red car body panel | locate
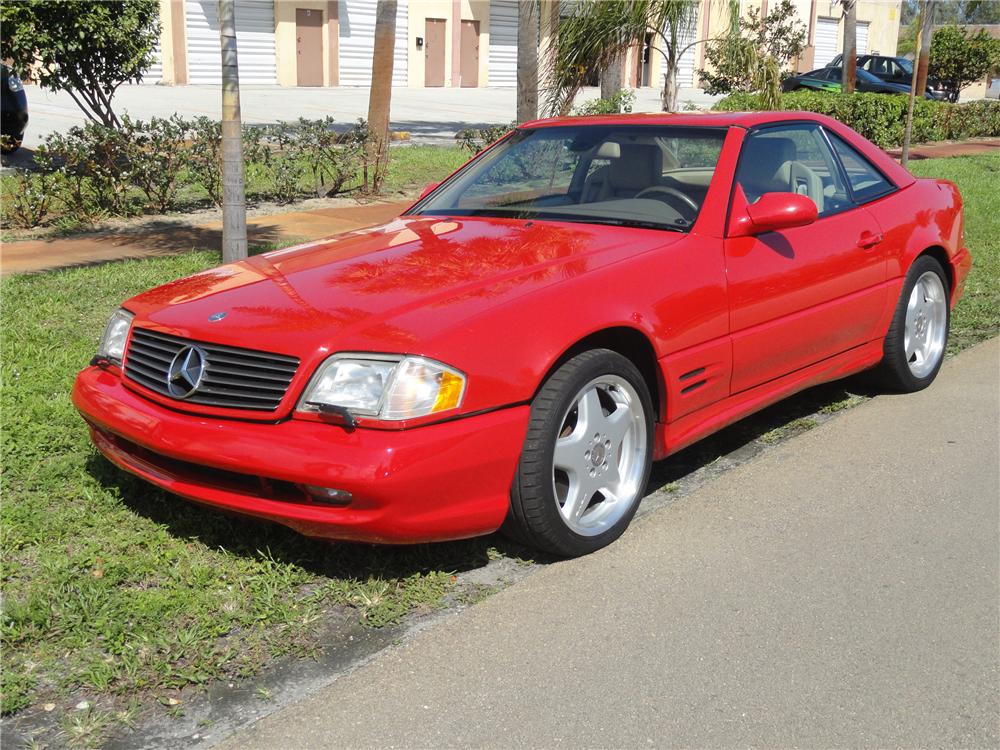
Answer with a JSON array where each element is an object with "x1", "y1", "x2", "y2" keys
[{"x1": 73, "y1": 111, "x2": 971, "y2": 544}]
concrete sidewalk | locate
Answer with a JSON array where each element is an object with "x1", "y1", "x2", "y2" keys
[
  {"x1": 0, "y1": 199, "x2": 409, "y2": 276},
  {"x1": 219, "y1": 339, "x2": 1000, "y2": 749}
]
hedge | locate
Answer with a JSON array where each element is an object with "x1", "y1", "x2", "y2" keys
[{"x1": 713, "y1": 90, "x2": 1000, "y2": 149}]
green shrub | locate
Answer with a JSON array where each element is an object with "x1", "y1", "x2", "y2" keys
[
  {"x1": 0, "y1": 169, "x2": 59, "y2": 228},
  {"x1": 123, "y1": 114, "x2": 189, "y2": 213},
  {"x1": 713, "y1": 91, "x2": 1000, "y2": 148},
  {"x1": 456, "y1": 122, "x2": 517, "y2": 154},
  {"x1": 572, "y1": 88, "x2": 637, "y2": 116}
]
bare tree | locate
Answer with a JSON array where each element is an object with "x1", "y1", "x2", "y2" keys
[
  {"x1": 840, "y1": 0, "x2": 857, "y2": 93},
  {"x1": 517, "y1": 0, "x2": 539, "y2": 122},
  {"x1": 366, "y1": 0, "x2": 397, "y2": 192},
  {"x1": 219, "y1": 0, "x2": 246, "y2": 262}
]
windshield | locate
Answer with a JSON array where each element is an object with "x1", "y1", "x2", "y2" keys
[{"x1": 409, "y1": 125, "x2": 727, "y2": 232}]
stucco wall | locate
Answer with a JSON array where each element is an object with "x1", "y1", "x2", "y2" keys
[
  {"x1": 406, "y1": 0, "x2": 489, "y2": 87},
  {"x1": 275, "y1": 0, "x2": 334, "y2": 87}
]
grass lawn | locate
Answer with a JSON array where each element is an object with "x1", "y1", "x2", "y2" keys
[{"x1": 2, "y1": 153, "x2": 997, "y2": 742}]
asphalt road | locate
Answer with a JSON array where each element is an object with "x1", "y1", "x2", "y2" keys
[{"x1": 220, "y1": 339, "x2": 1000, "y2": 749}]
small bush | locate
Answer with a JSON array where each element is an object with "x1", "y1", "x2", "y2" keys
[
  {"x1": 713, "y1": 90, "x2": 1000, "y2": 148},
  {"x1": 456, "y1": 122, "x2": 517, "y2": 154},
  {"x1": 123, "y1": 114, "x2": 189, "y2": 213},
  {"x1": 0, "y1": 169, "x2": 59, "y2": 228},
  {"x1": 572, "y1": 89, "x2": 636, "y2": 116}
]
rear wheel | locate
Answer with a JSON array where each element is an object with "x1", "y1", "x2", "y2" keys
[
  {"x1": 505, "y1": 349, "x2": 653, "y2": 558},
  {"x1": 873, "y1": 255, "x2": 950, "y2": 392}
]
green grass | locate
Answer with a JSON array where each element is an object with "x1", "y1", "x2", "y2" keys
[
  {"x1": 0, "y1": 253, "x2": 502, "y2": 729},
  {"x1": 908, "y1": 154, "x2": 1000, "y2": 352},
  {"x1": 1, "y1": 153, "x2": 997, "y2": 738}
]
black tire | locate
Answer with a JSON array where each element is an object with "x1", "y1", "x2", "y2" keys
[
  {"x1": 504, "y1": 349, "x2": 654, "y2": 558},
  {"x1": 871, "y1": 255, "x2": 950, "y2": 392}
]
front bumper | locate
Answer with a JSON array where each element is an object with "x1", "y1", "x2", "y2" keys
[{"x1": 73, "y1": 366, "x2": 529, "y2": 544}]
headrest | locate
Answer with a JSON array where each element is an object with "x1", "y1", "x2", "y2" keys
[{"x1": 609, "y1": 143, "x2": 662, "y2": 191}]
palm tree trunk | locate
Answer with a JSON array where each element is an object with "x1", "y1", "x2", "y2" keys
[
  {"x1": 841, "y1": 0, "x2": 857, "y2": 94},
  {"x1": 902, "y1": 0, "x2": 936, "y2": 166},
  {"x1": 517, "y1": 0, "x2": 539, "y2": 122},
  {"x1": 218, "y1": 0, "x2": 247, "y2": 263},
  {"x1": 600, "y1": 50, "x2": 624, "y2": 101},
  {"x1": 367, "y1": 0, "x2": 397, "y2": 193},
  {"x1": 661, "y1": 61, "x2": 679, "y2": 111}
]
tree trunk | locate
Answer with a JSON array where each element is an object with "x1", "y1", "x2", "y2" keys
[
  {"x1": 661, "y1": 63, "x2": 679, "y2": 112},
  {"x1": 516, "y1": 0, "x2": 538, "y2": 122},
  {"x1": 366, "y1": 0, "x2": 397, "y2": 193},
  {"x1": 902, "y1": 0, "x2": 936, "y2": 167},
  {"x1": 218, "y1": 0, "x2": 247, "y2": 263},
  {"x1": 913, "y1": 0, "x2": 934, "y2": 98},
  {"x1": 841, "y1": 0, "x2": 857, "y2": 94},
  {"x1": 600, "y1": 50, "x2": 624, "y2": 101}
]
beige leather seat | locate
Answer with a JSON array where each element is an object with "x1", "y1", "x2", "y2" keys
[
  {"x1": 739, "y1": 136, "x2": 824, "y2": 213},
  {"x1": 582, "y1": 143, "x2": 663, "y2": 202}
]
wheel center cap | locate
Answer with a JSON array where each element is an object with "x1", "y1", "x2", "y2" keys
[{"x1": 590, "y1": 443, "x2": 606, "y2": 466}]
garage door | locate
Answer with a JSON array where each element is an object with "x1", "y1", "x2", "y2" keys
[
  {"x1": 857, "y1": 21, "x2": 870, "y2": 55},
  {"x1": 488, "y1": 0, "x2": 517, "y2": 86},
  {"x1": 143, "y1": 41, "x2": 162, "y2": 84},
  {"x1": 185, "y1": 0, "x2": 276, "y2": 85},
  {"x1": 814, "y1": 17, "x2": 839, "y2": 68},
  {"x1": 338, "y1": 0, "x2": 408, "y2": 86},
  {"x1": 676, "y1": 21, "x2": 697, "y2": 87}
]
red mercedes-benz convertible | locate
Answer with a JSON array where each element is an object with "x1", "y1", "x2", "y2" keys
[{"x1": 73, "y1": 112, "x2": 971, "y2": 557}]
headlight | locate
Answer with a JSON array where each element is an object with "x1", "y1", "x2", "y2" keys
[
  {"x1": 298, "y1": 354, "x2": 466, "y2": 421},
  {"x1": 7, "y1": 72, "x2": 23, "y2": 93},
  {"x1": 96, "y1": 308, "x2": 134, "y2": 365}
]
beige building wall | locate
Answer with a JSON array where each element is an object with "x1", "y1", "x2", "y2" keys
[
  {"x1": 406, "y1": 0, "x2": 489, "y2": 87},
  {"x1": 156, "y1": 0, "x2": 188, "y2": 85}
]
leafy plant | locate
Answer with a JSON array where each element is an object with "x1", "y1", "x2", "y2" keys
[
  {"x1": 699, "y1": 0, "x2": 806, "y2": 95},
  {"x1": 0, "y1": 0, "x2": 159, "y2": 128},
  {"x1": 455, "y1": 123, "x2": 517, "y2": 155},
  {"x1": 929, "y1": 24, "x2": 1000, "y2": 101},
  {"x1": 124, "y1": 115, "x2": 189, "y2": 213},
  {"x1": 0, "y1": 170, "x2": 58, "y2": 229},
  {"x1": 572, "y1": 89, "x2": 637, "y2": 116}
]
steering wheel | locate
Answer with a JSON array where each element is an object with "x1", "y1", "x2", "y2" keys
[{"x1": 634, "y1": 186, "x2": 699, "y2": 215}]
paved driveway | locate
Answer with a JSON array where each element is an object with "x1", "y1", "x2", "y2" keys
[
  {"x1": 219, "y1": 339, "x2": 1000, "y2": 748},
  {"x1": 16, "y1": 84, "x2": 721, "y2": 147}
]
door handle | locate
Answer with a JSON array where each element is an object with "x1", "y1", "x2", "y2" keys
[{"x1": 857, "y1": 232, "x2": 883, "y2": 249}]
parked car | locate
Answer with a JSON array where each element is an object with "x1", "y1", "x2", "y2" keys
[
  {"x1": 1, "y1": 63, "x2": 29, "y2": 154},
  {"x1": 782, "y1": 65, "x2": 937, "y2": 98},
  {"x1": 73, "y1": 112, "x2": 971, "y2": 558},
  {"x1": 987, "y1": 78, "x2": 1000, "y2": 100},
  {"x1": 828, "y1": 53, "x2": 951, "y2": 100}
]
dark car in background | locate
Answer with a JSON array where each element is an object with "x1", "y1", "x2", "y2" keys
[
  {"x1": 782, "y1": 66, "x2": 937, "y2": 99},
  {"x1": 1, "y1": 64, "x2": 29, "y2": 154},
  {"x1": 829, "y1": 54, "x2": 951, "y2": 100}
]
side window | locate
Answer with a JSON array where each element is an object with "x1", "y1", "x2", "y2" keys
[
  {"x1": 826, "y1": 131, "x2": 895, "y2": 203},
  {"x1": 735, "y1": 124, "x2": 851, "y2": 218}
]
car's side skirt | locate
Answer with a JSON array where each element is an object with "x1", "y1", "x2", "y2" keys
[{"x1": 656, "y1": 338, "x2": 883, "y2": 460}]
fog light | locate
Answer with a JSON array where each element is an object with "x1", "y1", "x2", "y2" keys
[{"x1": 302, "y1": 485, "x2": 353, "y2": 506}]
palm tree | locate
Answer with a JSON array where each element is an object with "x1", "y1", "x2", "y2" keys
[
  {"x1": 366, "y1": 0, "x2": 397, "y2": 192},
  {"x1": 517, "y1": 0, "x2": 539, "y2": 123},
  {"x1": 546, "y1": 0, "x2": 701, "y2": 115},
  {"x1": 840, "y1": 0, "x2": 857, "y2": 93},
  {"x1": 218, "y1": 0, "x2": 246, "y2": 262}
]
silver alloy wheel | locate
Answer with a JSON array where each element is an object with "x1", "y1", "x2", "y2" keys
[
  {"x1": 551, "y1": 375, "x2": 648, "y2": 537},
  {"x1": 904, "y1": 270, "x2": 948, "y2": 378}
]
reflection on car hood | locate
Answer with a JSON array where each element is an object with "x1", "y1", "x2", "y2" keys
[{"x1": 125, "y1": 215, "x2": 683, "y2": 357}]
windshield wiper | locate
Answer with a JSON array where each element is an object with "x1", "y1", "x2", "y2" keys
[{"x1": 542, "y1": 215, "x2": 688, "y2": 232}]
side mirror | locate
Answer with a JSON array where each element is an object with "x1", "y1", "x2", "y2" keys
[
  {"x1": 732, "y1": 192, "x2": 818, "y2": 237},
  {"x1": 418, "y1": 181, "x2": 439, "y2": 200}
]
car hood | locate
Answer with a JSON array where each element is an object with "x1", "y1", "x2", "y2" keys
[{"x1": 125, "y1": 215, "x2": 682, "y2": 358}]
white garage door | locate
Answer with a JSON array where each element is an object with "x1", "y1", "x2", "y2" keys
[
  {"x1": 488, "y1": 0, "x2": 517, "y2": 87},
  {"x1": 185, "y1": 0, "x2": 276, "y2": 85},
  {"x1": 675, "y1": 21, "x2": 697, "y2": 87},
  {"x1": 857, "y1": 21, "x2": 870, "y2": 55},
  {"x1": 338, "y1": 0, "x2": 408, "y2": 87},
  {"x1": 143, "y1": 41, "x2": 162, "y2": 84},
  {"x1": 814, "y1": 17, "x2": 839, "y2": 68}
]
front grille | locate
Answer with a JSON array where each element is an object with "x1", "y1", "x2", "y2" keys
[{"x1": 124, "y1": 327, "x2": 300, "y2": 412}]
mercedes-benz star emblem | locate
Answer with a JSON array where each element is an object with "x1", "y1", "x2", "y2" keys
[{"x1": 166, "y1": 345, "x2": 207, "y2": 398}]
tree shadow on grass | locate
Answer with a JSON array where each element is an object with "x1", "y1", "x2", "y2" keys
[{"x1": 87, "y1": 375, "x2": 880, "y2": 581}]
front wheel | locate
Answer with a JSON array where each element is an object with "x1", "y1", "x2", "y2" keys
[
  {"x1": 872, "y1": 255, "x2": 950, "y2": 392},
  {"x1": 505, "y1": 349, "x2": 654, "y2": 558}
]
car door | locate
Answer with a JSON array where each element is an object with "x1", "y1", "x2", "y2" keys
[{"x1": 724, "y1": 123, "x2": 888, "y2": 393}]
